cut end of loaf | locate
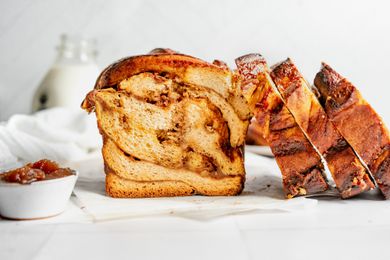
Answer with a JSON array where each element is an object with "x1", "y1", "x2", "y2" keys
[{"x1": 82, "y1": 50, "x2": 250, "y2": 198}]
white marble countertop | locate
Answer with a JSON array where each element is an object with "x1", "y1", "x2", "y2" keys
[
  {"x1": 2, "y1": 153, "x2": 390, "y2": 260},
  {"x1": 2, "y1": 196, "x2": 390, "y2": 260}
]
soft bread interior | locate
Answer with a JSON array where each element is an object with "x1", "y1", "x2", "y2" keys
[
  {"x1": 119, "y1": 73, "x2": 249, "y2": 146},
  {"x1": 94, "y1": 73, "x2": 246, "y2": 175},
  {"x1": 103, "y1": 138, "x2": 244, "y2": 196}
]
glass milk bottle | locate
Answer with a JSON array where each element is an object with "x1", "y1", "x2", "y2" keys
[{"x1": 32, "y1": 35, "x2": 100, "y2": 112}]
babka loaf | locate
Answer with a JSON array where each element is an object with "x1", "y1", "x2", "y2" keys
[
  {"x1": 270, "y1": 59, "x2": 374, "y2": 198},
  {"x1": 235, "y1": 54, "x2": 328, "y2": 198},
  {"x1": 81, "y1": 49, "x2": 252, "y2": 198},
  {"x1": 314, "y1": 63, "x2": 390, "y2": 199}
]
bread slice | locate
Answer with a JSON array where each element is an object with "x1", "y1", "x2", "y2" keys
[
  {"x1": 82, "y1": 49, "x2": 252, "y2": 198},
  {"x1": 270, "y1": 59, "x2": 374, "y2": 198},
  {"x1": 314, "y1": 63, "x2": 390, "y2": 199},
  {"x1": 235, "y1": 54, "x2": 328, "y2": 198}
]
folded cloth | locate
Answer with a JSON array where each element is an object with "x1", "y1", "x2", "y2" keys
[{"x1": 0, "y1": 107, "x2": 101, "y2": 171}]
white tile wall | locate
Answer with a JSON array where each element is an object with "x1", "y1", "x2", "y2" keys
[{"x1": 0, "y1": 0, "x2": 389, "y2": 123}]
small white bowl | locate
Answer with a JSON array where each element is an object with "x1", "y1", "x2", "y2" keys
[{"x1": 0, "y1": 171, "x2": 78, "y2": 220}]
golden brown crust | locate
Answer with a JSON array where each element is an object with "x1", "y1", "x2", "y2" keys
[
  {"x1": 82, "y1": 52, "x2": 251, "y2": 120},
  {"x1": 97, "y1": 54, "x2": 228, "y2": 89},
  {"x1": 315, "y1": 63, "x2": 390, "y2": 199},
  {"x1": 235, "y1": 54, "x2": 328, "y2": 198},
  {"x1": 271, "y1": 59, "x2": 374, "y2": 198},
  {"x1": 81, "y1": 54, "x2": 226, "y2": 110}
]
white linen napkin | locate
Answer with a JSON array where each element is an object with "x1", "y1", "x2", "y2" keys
[{"x1": 0, "y1": 107, "x2": 101, "y2": 171}]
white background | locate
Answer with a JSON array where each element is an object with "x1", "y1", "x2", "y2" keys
[
  {"x1": 0, "y1": 0, "x2": 389, "y2": 123},
  {"x1": 1, "y1": 2, "x2": 390, "y2": 259}
]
